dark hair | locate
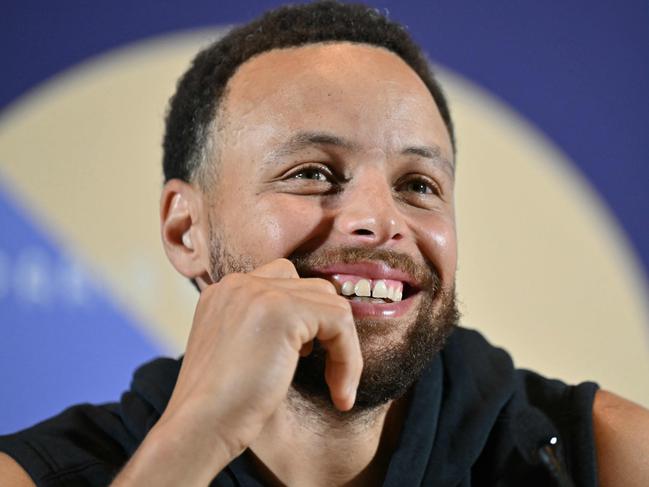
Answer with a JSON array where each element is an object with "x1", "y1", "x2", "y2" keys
[{"x1": 163, "y1": 0, "x2": 455, "y2": 185}]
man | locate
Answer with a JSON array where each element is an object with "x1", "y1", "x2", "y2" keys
[{"x1": 1, "y1": 2, "x2": 648, "y2": 485}]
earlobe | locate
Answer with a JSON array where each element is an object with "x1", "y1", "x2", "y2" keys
[{"x1": 160, "y1": 179, "x2": 208, "y2": 280}]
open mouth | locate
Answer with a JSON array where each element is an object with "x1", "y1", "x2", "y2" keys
[
  {"x1": 302, "y1": 261, "x2": 423, "y2": 318},
  {"x1": 329, "y1": 274, "x2": 419, "y2": 304}
]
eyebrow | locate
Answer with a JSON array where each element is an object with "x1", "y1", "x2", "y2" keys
[
  {"x1": 402, "y1": 145, "x2": 455, "y2": 175},
  {"x1": 264, "y1": 131, "x2": 358, "y2": 163},
  {"x1": 263, "y1": 130, "x2": 454, "y2": 174}
]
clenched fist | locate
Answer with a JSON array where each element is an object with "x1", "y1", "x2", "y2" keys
[{"x1": 112, "y1": 258, "x2": 363, "y2": 486}]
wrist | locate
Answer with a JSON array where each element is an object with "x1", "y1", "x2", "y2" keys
[{"x1": 111, "y1": 413, "x2": 235, "y2": 486}]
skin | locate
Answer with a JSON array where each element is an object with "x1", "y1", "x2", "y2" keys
[
  {"x1": 1, "y1": 42, "x2": 648, "y2": 486},
  {"x1": 594, "y1": 391, "x2": 649, "y2": 486},
  {"x1": 131, "y1": 43, "x2": 458, "y2": 486}
]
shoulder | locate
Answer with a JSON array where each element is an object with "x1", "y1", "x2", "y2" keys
[
  {"x1": 0, "y1": 453, "x2": 34, "y2": 487},
  {"x1": 0, "y1": 356, "x2": 180, "y2": 485},
  {"x1": 593, "y1": 389, "x2": 649, "y2": 487},
  {"x1": 0, "y1": 403, "x2": 131, "y2": 485}
]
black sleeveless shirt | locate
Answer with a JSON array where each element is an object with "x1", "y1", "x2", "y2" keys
[{"x1": 0, "y1": 327, "x2": 599, "y2": 486}]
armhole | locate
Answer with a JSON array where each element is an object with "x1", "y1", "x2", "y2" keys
[{"x1": 0, "y1": 451, "x2": 39, "y2": 486}]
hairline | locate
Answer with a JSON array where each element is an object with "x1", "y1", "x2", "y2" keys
[{"x1": 190, "y1": 40, "x2": 454, "y2": 192}]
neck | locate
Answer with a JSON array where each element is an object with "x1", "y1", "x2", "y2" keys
[{"x1": 250, "y1": 387, "x2": 410, "y2": 487}]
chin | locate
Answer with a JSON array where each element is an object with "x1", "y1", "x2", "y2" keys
[{"x1": 293, "y1": 287, "x2": 459, "y2": 413}]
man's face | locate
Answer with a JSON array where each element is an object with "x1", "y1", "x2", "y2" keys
[{"x1": 204, "y1": 43, "x2": 458, "y2": 409}]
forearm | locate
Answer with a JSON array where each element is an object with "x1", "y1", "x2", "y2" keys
[{"x1": 111, "y1": 418, "x2": 233, "y2": 486}]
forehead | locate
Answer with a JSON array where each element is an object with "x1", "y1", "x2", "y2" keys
[{"x1": 219, "y1": 42, "x2": 453, "y2": 162}]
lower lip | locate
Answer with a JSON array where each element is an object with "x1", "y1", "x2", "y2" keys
[{"x1": 348, "y1": 293, "x2": 417, "y2": 318}]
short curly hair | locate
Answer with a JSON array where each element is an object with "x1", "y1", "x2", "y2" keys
[{"x1": 162, "y1": 0, "x2": 455, "y2": 185}]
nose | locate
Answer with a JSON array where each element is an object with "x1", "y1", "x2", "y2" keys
[{"x1": 333, "y1": 170, "x2": 405, "y2": 246}]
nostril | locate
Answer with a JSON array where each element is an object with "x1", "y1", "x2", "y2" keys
[{"x1": 353, "y1": 229, "x2": 374, "y2": 236}]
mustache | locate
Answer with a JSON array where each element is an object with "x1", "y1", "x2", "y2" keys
[{"x1": 288, "y1": 246, "x2": 440, "y2": 292}]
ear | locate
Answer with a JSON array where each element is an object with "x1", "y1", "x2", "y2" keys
[{"x1": 160, "y1": 179, "x2": 212, "y2": 286}]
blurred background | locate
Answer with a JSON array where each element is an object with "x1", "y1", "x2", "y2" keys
[{"x1": 1, "y1": 0, "x2": 648, "y2": 433}]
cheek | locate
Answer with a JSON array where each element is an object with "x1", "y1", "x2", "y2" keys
[
  {"x1": 249, "y1": 196, "x2": 328, "y2": 258},
  {"x1": 414, "y1": 214, "x2": 457, "y2": 285}
]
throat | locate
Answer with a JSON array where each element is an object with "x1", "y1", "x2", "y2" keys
[{"x1": 248, "y1": 388, "x2": 411, "y2": 487}]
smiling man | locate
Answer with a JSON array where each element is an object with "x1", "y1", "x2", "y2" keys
[{"x1": 1, "y1": 2, "x2": 648, "y2": 486}]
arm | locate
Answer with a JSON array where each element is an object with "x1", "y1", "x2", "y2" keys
[
  {"x1": 111, "y1": 259, "x2": 362, "y2": 486},
  {"x1": 0, "y1": 453, "x2": 35, "y2": 487},
  {"x1": 594, "y1": 389, "x2": 649, "y2": 486}
]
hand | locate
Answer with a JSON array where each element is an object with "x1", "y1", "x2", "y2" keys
[{"x1": 112, "y1": 258, "x2": 363, "y2": 486}]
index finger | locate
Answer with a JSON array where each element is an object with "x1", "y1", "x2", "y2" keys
[
  {"x1": 316, "y1": 309, "x2": 363, "y2": 411},
  {"x1": 250, "y1": 258, "x2": 300, "y2": 279}
]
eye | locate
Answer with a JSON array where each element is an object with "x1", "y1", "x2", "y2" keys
[
  {"x1": 286, "y1": 164, "x2": 335, "y2": 183},
  {"x1": 292, "y1": 166, "x2": 331, "y2": 182},
  {"x1": 406, "y1": 180, "x2": 433, "y2": 194},
  {"x1": 397, "y1": 176, "x2": 440, "y2": 196}
]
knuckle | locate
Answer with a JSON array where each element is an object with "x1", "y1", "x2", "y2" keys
[
  {"x1": 198, "y1": 283, "x2": 217, "y2": 300},
  {"x1": 220, "y1": 272, "x2": 246, "y2": 289},
  {"x1": 251, "y1": 288, "x2": 287, "y2": 313},
  {"x1": 317, "y1": 279, "x2": 338, "y2": 295},
  {"x1": 284, "y1": 316, "x2": 311, "y2": 348},
  {"x1": 260, "y1": 288, "x2": 284, "y2": 304},
  {"x1": 344, "y1": 315, "x2": 358, "y2": 339},
  {"x1": 277, "y1": 258, "x2": 299, "y2": 276},
  {"x1": 304, "y1": 319, "x2": 318, "y2": 341},
  {"x1": 197, "y1": 282, "x2": 221, "y2": 307},
  {"x1": 330, "y1": 309, "x2": 353, "y2": 334},
  {"x1": 332, "y1": 296, "x2": 353, "y2": 314}
]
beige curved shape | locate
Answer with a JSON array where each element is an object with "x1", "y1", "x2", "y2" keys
[
  {"x1": 445, "y1": 71, "x2": 649, "y2": 406},
  {"x1": 0, "y1": 30, "x2": 647, "y2": 405}
]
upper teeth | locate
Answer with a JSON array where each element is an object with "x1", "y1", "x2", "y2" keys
[
  {"x1": 340, "y1": 279, "x2": 403, "y2": 302},
  {"x1": 372, "y1": 280, "x2": 388, "y2": 298},
  {"x1": 355, "y1": 279, "x2": 371, "y2": 297}
]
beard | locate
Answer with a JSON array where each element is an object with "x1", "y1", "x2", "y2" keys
[
  {"x1": 208, "y1": 223, "x2": 460, "y2": 413},
  {"x1": 289, "y1": 247, "x2": 459, "y2": 412}
]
